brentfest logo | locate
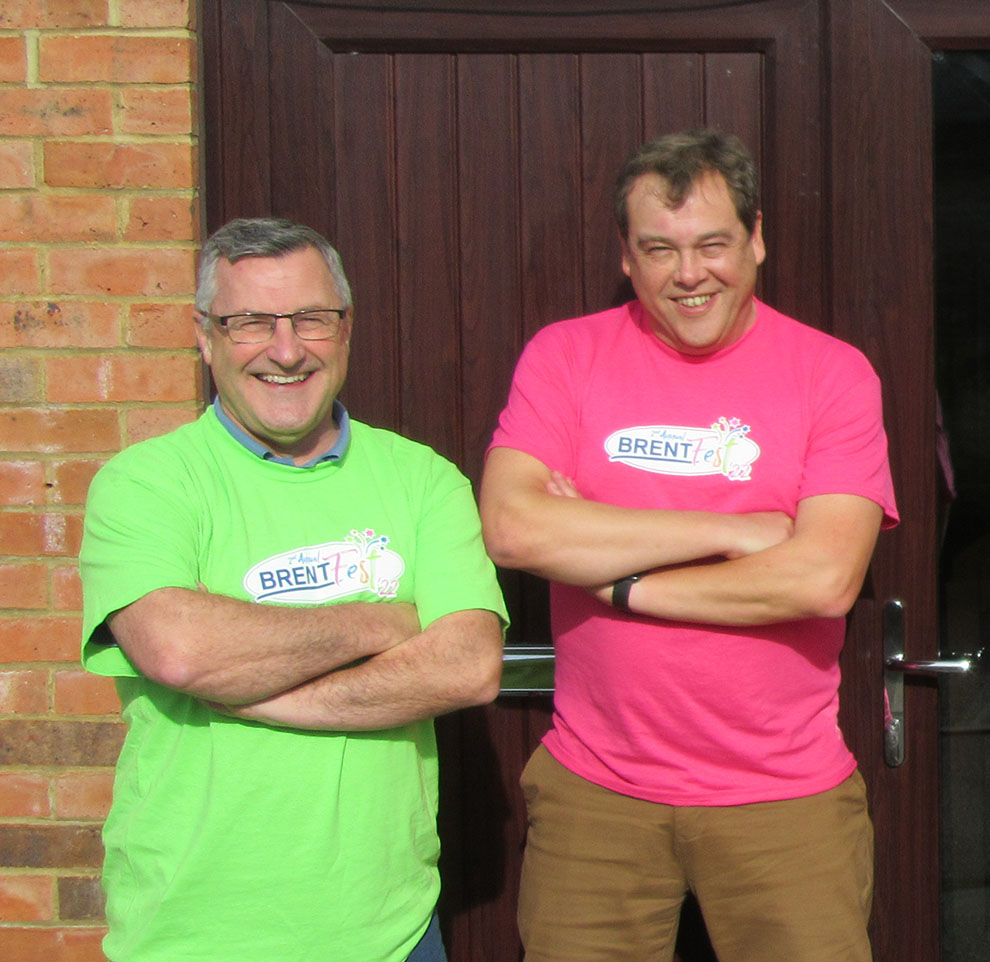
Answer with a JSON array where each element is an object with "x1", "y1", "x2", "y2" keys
[
  {"x1": 604, "y1": 417, "x2": 760, "y2": 481},
  {"x1": 243, "y1": 529, "x2": 405, "y2": 603}
]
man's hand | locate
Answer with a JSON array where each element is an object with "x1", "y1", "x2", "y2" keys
[{"x1": 722, "y1": 512, "x2": 794, "y2": 558}]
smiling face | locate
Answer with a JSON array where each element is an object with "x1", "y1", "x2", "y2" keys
[
  {"x1": 195, "y1": 245, "x2": 352, "y2": 463},
  {"x1": 620, "y1": 170, "x2": 766, "y2": 356}
]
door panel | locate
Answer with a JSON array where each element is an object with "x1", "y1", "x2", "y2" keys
[{"x1": 200, "y1": 2, "x2": 955, "y2": 960}]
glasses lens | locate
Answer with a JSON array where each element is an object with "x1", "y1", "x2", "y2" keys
[
  {"x1": 226, "y1": 315, "x2": 275, "y2": 343},
  {"x1": 292, "y1": 311, "x2": 342, "y2": 340},
  {"x1": 220, "y1": 310, "x2": 344, "y2": 343}
]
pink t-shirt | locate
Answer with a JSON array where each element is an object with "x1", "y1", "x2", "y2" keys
[{"x1": 491, "y1": 299, "x2": 898, "y2": 805}]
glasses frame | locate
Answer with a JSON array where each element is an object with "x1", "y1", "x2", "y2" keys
[{"x1": 204, "y1": 308, "x2": 349, "y2": 343}]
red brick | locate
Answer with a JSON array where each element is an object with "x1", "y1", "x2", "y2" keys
[
  {"x1": 0, "y1": 302, "x2": 120, "y2": 349},
  {"x1": 0, "y1": 250, "x2": 40, "y2": 296},
  {"x1": 0, "y1": 37, "x2": 27, "y2": 84},
  {"x1": 126, "y1": 302, "x2": 196, "y2": 347},
  {"x1": 54, "y1": 670, "x2": 119, "y2": 716},
  {"x1": 0, "y1": 407, "x2": 122, "y2": 454},
  {"x1": 0, "y1": 89, "x2": 112, "y2": 137},
  {"x1": 45, "y1": 140, "x2": 195, "y2": 189},
  {"x1": 46, "y1": 353, "x2": 200, "y2": 404},
  {"x1": 58, "y1": 875, "x2": 106, "y2": 921},
  {"x1": 0, "y1": 719, "x2": 124, "y2": 767},
  {"x1": 49, "y1": 248, "x2": 195, "y2": 298},
  {"x1": 125, "y1": 196, "x2": 198, "y2": 243},
  {"x1": 0, "y1": 926, "x2": 107, "y2": 962},
  {"x1": 0, "y1": 823, "x2": 104, "y2": 868},
  {"x1": 0, "y1": 512, "x2": 45, "y2": 554},
  {"x1": 118, "y1": 87, "x2": 195, "y2": 136},
  {"x1": 119, "y1": 0, "x2": 194, "y2": 28},
  {"x1": 0, "y1": 566, "x2": 48, "y2": 610},
  {"x1": 0, "y1": 460, "x2": 45, "y2": 506},
  {"x1": 54, "y1": 771, "x2": 115, "y2": 820},
  {"x1": 0, "y1": 670, "x2": 49, "y2": 714},
  {"x1": 0, "y1": 194, "x2": 116, "y2": 243},
  {"x1": 0, "y1": 355, "x2": 43, "y2": 403},
  {"x1": 125, "y1": 404, "x2": 201, "y2": 443},
  {"x1": 0, "y1": 141, "x2": 35, "y2": 189},
  {"x1": 40, "y1": 35, "x2": 194, "y2": 84},
  {"x1": 0, "y1": 618, "x2": 82, "y2": 662},
  {"x1": 0, "y1": 875, "x2": 54, "y2": 922},
  {"x1": 0, "y1": 0, "x2": 109, "y2": 30},
  {"x1": 49, "y1": 460, "x2": 105, "y2": 506},
  {"x1": 52, "y1": 564, "x2": 83, "y2": 612},
  {"x1": 0, "y1": 773, "x2": 50, "y2": 818},
  {"x1": 0, "y1": 512, "x2": 83, "y2": 557},
  {"x1": 50, "y1": 513, "x2": 85, "y2": 556}
]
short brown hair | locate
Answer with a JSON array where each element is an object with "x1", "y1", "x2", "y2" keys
[{"x1": 614, "y1": 128, "x2": 760, "y2": 238}]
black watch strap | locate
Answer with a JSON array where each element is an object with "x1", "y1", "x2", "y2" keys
[{"x1": 611, "y1": 571, "x2": 647, "y2": 611}]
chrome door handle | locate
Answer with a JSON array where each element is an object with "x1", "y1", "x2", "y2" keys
[
  {"x1": 882, "y1": 600, "x2": 974, "y2": 767},
  {"x1": 885, "y1": 656, "x2": 972, "y2": 674}
]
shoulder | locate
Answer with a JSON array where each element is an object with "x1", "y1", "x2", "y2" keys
[
  {"x1": 528, "y1": 302, "x2": 638, "y2": 348},
  {"x1": 514, "y1": 303, "x2": 641, "y2": 382},
  {"x1": 89, "y1": 411, "x2": 228, "y2": 495},
  {"x1": 348, "y1": 420, "x2": 465, "y2": 477},
  {"x1": 755, "y1": 301, "x2": 878, "y2": 378}
]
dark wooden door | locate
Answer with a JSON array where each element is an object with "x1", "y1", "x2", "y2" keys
[{"x1": 200, "y1": 1, "x2": 961, "y2": 958}]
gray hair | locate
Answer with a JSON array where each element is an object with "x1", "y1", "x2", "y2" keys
[
  {"x1": 195, "y1": 217, "x2": 352, "y2": 316},
  {"x1": 614, "y1": 128, "x2": 760, "y2": 239}
]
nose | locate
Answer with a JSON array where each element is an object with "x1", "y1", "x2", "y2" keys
[
  {"x1": 673, "y1": 249, "x2": 707, "y2": 288},
  {"x1": 265, "y1": 316, "x2": 307, "y2": 366}
]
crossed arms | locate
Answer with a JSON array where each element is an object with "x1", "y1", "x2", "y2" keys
[
  {"x1": 480, "y1": 447, "x2": 884, "y2": 626},
  {"x1": 107, "y1": 590, "x2": 502, "y2": 731}
]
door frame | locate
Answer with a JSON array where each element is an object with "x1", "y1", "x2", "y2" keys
[{"x1": 197, "y1": 2, "x2": 986, "y2": 958}]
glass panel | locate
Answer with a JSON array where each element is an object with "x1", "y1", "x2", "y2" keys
[{"x1": 933, "y1": 49, "x2": 990, "y2": 962}]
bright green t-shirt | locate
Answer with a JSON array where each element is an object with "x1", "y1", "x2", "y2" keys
[{"x1": 79, "y1": 409, "x2": 507, "y2": 962}]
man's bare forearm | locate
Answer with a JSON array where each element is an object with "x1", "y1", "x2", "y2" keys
[
  {"x1": 480, "y1": 447, "x2": 792, "y2": 586},
  {"x1": 214, "y1": 608, "x2": 504, "y2": 730},
  {"x1": 593, "y1": 495, "x2": 883, "y2": 626},
  {"x1": 107, "y1": 587, "x2": 421, "y2": 704}
]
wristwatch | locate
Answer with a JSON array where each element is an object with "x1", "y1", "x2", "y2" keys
[{"x1": 611, "y1": 571, "x2": 647, "y2": 611}]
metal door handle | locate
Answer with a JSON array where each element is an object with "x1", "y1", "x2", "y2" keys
[
  {"x1": 882, "y1": 600, "x2": 974, "y2": 767},
  {"x1": 885, "y1": 656, "x2": 972, "y2": 674}
]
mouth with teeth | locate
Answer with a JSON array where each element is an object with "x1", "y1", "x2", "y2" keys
[
  {"x1": 256, "y1": 373, "x2": 310, "y2": 385},
  {"x1": 676, "y1": 294, "x2": 714, "y2": 308}
]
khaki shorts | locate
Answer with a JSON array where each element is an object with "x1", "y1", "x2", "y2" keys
[{"x1": 518, "y1": 745, "x2": 873, "y2": 962}]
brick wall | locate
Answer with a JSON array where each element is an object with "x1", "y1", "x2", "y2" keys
[{"x1": 0, "y1": 2, "x2": 201, "y2": 958}]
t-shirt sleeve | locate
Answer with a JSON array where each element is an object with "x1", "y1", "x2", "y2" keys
[
  {"x1": 79, "y1": 445, "x2": 201, "y2": 677},
  {"x1": 488, "y1": 322, "x2": 580, "y2": 477},
  {"x1": 800, "y1": 346, "x2": 899, "y2": 527},
  {"x1": 409, "y1": 454, "x2": 509, "y2": 632}
]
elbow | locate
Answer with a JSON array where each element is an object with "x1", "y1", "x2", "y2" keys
[
  {"x1": 132, "y1": 634, "x2": 205, "y2": 692},
  {"x1": 480, "y1": 503, "x2": 546, "y2": 572},
  {"x1": 800, "y1": 568, "x2": 867, "y2": 620},
  {"x1": 108, "y1": 606, "x2": 212, "y2": 694},
  {"x1": 462, "y1": 645, "x2": 504, "y2": 707},
  {"x1": 452, "y1": 631, "x2": 504, "y2": 708}
]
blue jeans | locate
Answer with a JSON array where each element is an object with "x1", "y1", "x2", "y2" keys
[{"x1": 406, "y1": 912, "x2": 446, "y2": 962}]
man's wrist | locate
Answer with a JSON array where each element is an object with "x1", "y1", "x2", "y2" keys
[{"x1": 611, "y1": 571, "x2": 647, "y2": 611}]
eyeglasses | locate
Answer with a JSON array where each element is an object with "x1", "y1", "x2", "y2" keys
[{"x1": 205, "y1": 308, "x2": 348, "y2": 344}]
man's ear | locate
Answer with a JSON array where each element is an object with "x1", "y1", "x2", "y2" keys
[
  {"x1": 619, "y1": 231, "x2": 633, "y2": 278},
  {"x1": 193, "y1": 313, "x2": 212, "y2": 365},
  {"x1": 750, "y1": 211, "x2": 766, "y2": 267}
]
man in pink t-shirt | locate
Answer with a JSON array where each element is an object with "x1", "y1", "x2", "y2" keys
[{"x1": 481, "y1": 129, "x2": 897, "y2": 962}]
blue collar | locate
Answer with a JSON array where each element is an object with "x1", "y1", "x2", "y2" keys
[{"x1": 212, "y1": 396, "x2": 350, "y2": 467}]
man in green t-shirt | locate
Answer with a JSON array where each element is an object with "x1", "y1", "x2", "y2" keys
[{"x1": 79, "y1": 218, "x2": 507, "y2": 962}]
